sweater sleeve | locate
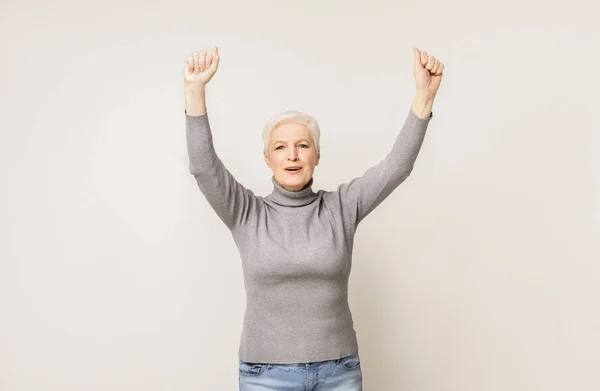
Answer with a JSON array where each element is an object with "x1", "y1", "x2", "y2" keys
[
  {"x1": 186, "y1": 111, "x2": 257, "y2": 231},
  {"x1": 334, "y1": 107, "x2": 432, "y2": 227}
]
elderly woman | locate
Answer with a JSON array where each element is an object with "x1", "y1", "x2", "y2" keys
[{"x1": 184, "y1": 46, "x2": 443, "y2": 391}]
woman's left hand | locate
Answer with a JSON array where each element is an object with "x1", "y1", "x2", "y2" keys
[{"x1": 413, "y1": 47, "x2": 444, "y2": 98}]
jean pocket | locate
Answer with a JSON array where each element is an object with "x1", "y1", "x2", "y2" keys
[
  {"x1": 239, "y1": 360, "x2": 268, "y2": 376},
  {"x1": 339, "y1": 353, "x2": 361, "y2": 370}
]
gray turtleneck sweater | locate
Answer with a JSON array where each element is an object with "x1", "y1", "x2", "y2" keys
[{"x1": 186, "y1": 107, "x2": 432, "y2": 364}]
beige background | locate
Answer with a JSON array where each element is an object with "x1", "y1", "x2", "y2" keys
[{"x1": 1, "y1": 0, "x2": 599, "y2": 390}]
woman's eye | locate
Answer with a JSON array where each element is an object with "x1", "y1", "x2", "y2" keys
[{"x1": 275, "y1": 144, "x2": 308, "y2": 150}]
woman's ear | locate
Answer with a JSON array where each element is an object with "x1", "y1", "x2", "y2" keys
[{"x1": 264, "y1": 152, "x2": 271, "y2": 168}]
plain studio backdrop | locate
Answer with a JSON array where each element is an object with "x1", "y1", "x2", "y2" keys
[{"x1": 1, "y1": 1, "x2": 599, "y2": 390}]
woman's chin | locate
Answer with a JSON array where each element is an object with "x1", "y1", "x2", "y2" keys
[{"x1": 279, "y1": 174, "x2": 308, "y2": 191}]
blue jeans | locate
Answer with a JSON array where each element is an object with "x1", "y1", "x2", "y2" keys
[{"x1": 238, "y1": 352, "x2": 363, "y2": 390}]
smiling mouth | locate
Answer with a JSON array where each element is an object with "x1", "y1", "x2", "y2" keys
[{"x1": 285, "y1": 167, "x2": 302, "y2": 173}]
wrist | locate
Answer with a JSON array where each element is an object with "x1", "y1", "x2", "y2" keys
[
  {"x1": 415, "y1": 90, "x2": 436, "y2": 103},
  {"x1": 185, "y1": 84, "x2": 206, "y2": 98},
  {"x1": 411, "y1": 93, "x2": 435, "y2": 119},
  {"x1": 185, "y1": 85, "x2": 207, "y2": 116}
]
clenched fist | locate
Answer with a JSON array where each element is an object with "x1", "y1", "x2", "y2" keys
[
  {"x1": 413, "y1": 47, "x2": 444, "y2": 97},
  {"x1": 184, "y1": 47, "x2": 220, "y2": 88}
]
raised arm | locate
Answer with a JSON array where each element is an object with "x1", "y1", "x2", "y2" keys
[
  {"x1": 333, "y1": 48, "x2": 444, "y2": 227},
  {"x1": 184, "y1": 48, "x2": 257, "y2": 231},
  {"x1": 333, "y1": 98, "x2": 432, "y2": 226}
]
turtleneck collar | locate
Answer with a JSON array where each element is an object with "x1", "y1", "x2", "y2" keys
[{"x1": 268, "y1": 175, "x2": 318, "y2": 207}]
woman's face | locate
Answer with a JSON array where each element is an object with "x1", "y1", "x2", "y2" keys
[{"x1": 264, "y1": 121, "x2": 320, "y2": 192}]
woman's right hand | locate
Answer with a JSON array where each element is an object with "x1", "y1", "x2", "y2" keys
[{"x1": 184, "y1": 47, "x2": 220, "y2": 88}]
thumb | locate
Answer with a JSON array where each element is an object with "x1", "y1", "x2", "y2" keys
[
  {"x1": 413, "y1": 47, "x2": 423, "y2": 70},
  {"x1": 209, "y1": 47, "x2": 220, "y2": 73}
]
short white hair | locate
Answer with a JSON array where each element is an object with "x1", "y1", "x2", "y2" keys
[{"x1": 262, "y1": 110, "x2": 321, "y2": 154}]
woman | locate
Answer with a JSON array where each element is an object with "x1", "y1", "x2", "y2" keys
[{"x1": 183, "y1": 46, "x2": 444, "y2": 390}]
